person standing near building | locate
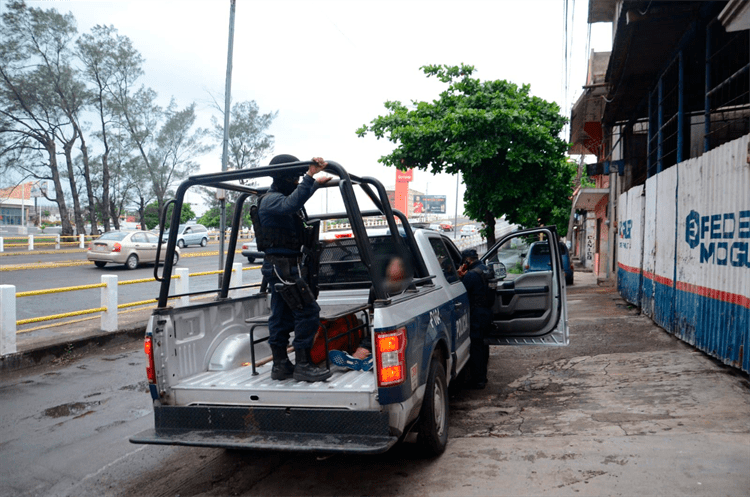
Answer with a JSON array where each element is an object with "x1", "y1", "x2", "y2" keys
[
  {"x1": 457, "y1": 248, "x2": 493, "y2": 389},
  {"x1": 257, "y1": 154, "x2": 331, "y2": 382}
]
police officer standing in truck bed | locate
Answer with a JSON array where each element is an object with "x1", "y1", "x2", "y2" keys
[{"x1": 256, "y1": 154, "x2": 332, "y2": 382}]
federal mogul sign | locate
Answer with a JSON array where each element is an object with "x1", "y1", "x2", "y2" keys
[{"x1": 685, "y1": 209, "x2": 750, "y2": 268}]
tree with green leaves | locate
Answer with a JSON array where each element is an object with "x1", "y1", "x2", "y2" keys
[
  {"x1": 144, "y1": 200, "x2": 195, "y2": 231},
  {"x1": 198, "y1": 202, "x2": 251, "y2": 230},
  {"x1": 76, "y1": 23, "x2": 144, "y2": 233},
  {"x1": 357, "y1": 64, "x2": 574, "y2": 246},
  {"x1": 209, "y1": 99, "x2": 276, "y2": 181},
  {"x1": 116, "y1": 90, "x2": 211, "y2": 218},
  {"x1": 0, "y1": 0, "x2": 80, "y2": 235}
]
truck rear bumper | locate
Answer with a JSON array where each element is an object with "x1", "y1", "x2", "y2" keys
[{"x1": 130, "y1": 405, "x2": 398, "y2": 454}]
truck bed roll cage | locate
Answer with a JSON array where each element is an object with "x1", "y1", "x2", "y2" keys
[{"x1": 155, "y1": 160, "x2": 429, "y2": 308}]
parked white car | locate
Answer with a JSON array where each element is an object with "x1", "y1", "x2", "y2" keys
[{"x1": 460, "y1": 224, "x2": 478, "y2": 237}]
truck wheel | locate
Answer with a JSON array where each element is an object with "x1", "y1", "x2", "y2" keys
[
  {"x1": 417, "y1": 358, "x2": 449, "y2": 456},
  {"x1": 125, "y1": 254, "x2": 138, "y2": 270}
]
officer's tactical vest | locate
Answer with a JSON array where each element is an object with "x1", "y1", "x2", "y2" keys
[
  {"x1": 470, "y1": 264, "x2": 495, "y2": 308},
  {"x1": 250, "y1": 194, "x2": 304, "y2": 253}
]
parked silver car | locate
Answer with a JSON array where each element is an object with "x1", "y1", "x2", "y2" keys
[
  {"x1": 163, "y1": 224, "x2": 209, "y2": 248},
  {"x1": 88, "y1": 230, "x2": 180, "y2": 269}
]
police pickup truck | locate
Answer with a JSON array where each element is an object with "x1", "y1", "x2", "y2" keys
[{"x1": 130, "y1": 159, "x2": 568, "y2": 456}]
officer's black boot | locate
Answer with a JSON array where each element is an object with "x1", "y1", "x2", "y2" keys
[
  {"x1": 270, "y1": 345, "x2": 295, "y2": 381},
  {"x1": 293, "y1": 348, "x2": 332, "y2": 382}
]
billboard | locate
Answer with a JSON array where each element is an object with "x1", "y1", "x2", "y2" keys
[{"x1": 413, "y1": 195, "x2": 446, "y2": 214}]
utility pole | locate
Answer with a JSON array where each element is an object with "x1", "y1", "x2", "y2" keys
[
  {"x1": 218, "y1": 0, "x2": 236, "y2": 285},
  {"x1": 453, "y1": 172, "x2": 460, "y2": 239}
]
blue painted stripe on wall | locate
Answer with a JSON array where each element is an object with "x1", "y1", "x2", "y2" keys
[
  {"x1": 617, "y1": 268, "x2": 641, "y2": 306},
  {"x1": 641, "y1": 277, "x2": 655, "y2": 319},
  {"x1": 653, "y1": 283, "x2": 675, "y2": 334},
  {"x1": 648, "y1": 279, "x2": 749, "y2": 372}
]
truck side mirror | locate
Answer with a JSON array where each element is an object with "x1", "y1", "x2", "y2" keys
[{"x1": 490, "y1": 262, "x2": 507, "y2": 280}]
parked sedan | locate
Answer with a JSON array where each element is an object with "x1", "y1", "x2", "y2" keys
[{"x1": 87, "y1": 230, "x2": 180, "y2": 269}]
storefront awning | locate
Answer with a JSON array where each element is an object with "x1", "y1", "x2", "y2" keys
[{"x1": 572, "y1": 188, "x2": 609, "y2": 211}]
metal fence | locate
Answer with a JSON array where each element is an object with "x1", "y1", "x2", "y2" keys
[
  {"x1": 617, "y1": 133, "x2": 749, "y2": 373},
  {"x1": 0, "y1": 264, "x2": 258, "y2": 356}
]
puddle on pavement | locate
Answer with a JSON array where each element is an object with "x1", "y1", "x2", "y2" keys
[
  {"x1": 101, "y1": 354, "x2": 129, "y2": 362},
  {"x1": 43, "y1": 401, "x2": 101, "y2": 418},
  {"x1": 120, "y1": 381, "x2": 149, "y2": 393}
]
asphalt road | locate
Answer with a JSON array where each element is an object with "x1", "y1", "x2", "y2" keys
[
  {"x1": 1, "y1": 242, "x2": 262, "y2": 326},
  {"x1": 1, "y1": 272, "x2": 748, "y2": 496}
]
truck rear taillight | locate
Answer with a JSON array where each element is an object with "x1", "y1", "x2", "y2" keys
[
  {"x1": 375, "y1": 327, "x2": 407, "y2": 387},
  {"x1": 144, "y1": 336, "x2": 156, "y2": 384}
]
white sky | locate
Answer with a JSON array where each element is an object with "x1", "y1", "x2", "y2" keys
[{"x1": 21, "y1": 0, "x2": 611, "y2": 217}]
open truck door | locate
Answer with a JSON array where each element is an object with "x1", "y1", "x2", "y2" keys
[{"x1": 481, "y1": 226, "x2": 569, "y2": 346}]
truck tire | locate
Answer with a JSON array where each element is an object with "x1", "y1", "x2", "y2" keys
[{"x1": 417, "y1": 358, "x2": 449, "y2": 456}]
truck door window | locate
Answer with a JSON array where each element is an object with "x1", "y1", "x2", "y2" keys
[
  {"x1": 485, "y1": 236, "x2": 530, "y2": 281},
  {"x1": 428, "y1": 238, "x2": 459, "y2": 284}
]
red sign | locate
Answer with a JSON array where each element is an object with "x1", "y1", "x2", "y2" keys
[{"x1": 396, "y1": 168, "x2": 413, "y2": 183}]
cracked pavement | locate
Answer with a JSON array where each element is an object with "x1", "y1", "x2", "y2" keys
[{"x1": 441, "y1": 271, "x2": 750, "y2": 496}]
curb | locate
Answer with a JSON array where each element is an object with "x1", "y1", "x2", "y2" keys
[{"x1": 0, "y1": 325, "x2": 146, "y2": 374}]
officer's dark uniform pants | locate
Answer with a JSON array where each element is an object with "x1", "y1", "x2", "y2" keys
[
  {"x1": 262, "y1": 261, "x2": 321, "y2": 350},
  {"x1": 469, "y1": 306, "x2": 491, "y2": 384}
]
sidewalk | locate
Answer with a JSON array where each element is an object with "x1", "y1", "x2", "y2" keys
[{"x1": 1, "y1": 307, "x2": 152, "y2": 373}]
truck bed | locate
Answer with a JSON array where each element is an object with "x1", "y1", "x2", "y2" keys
[
  {"x1": 172, "y1": 358, "x2": 378, "y2": 409},
  {"x1": 164, "y1": 301, "x2": 378, "y2": 409}
]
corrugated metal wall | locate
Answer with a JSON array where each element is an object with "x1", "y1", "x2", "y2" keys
[{"x1": 617, "y1": 133, "x2": 750, "y2": 373}]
